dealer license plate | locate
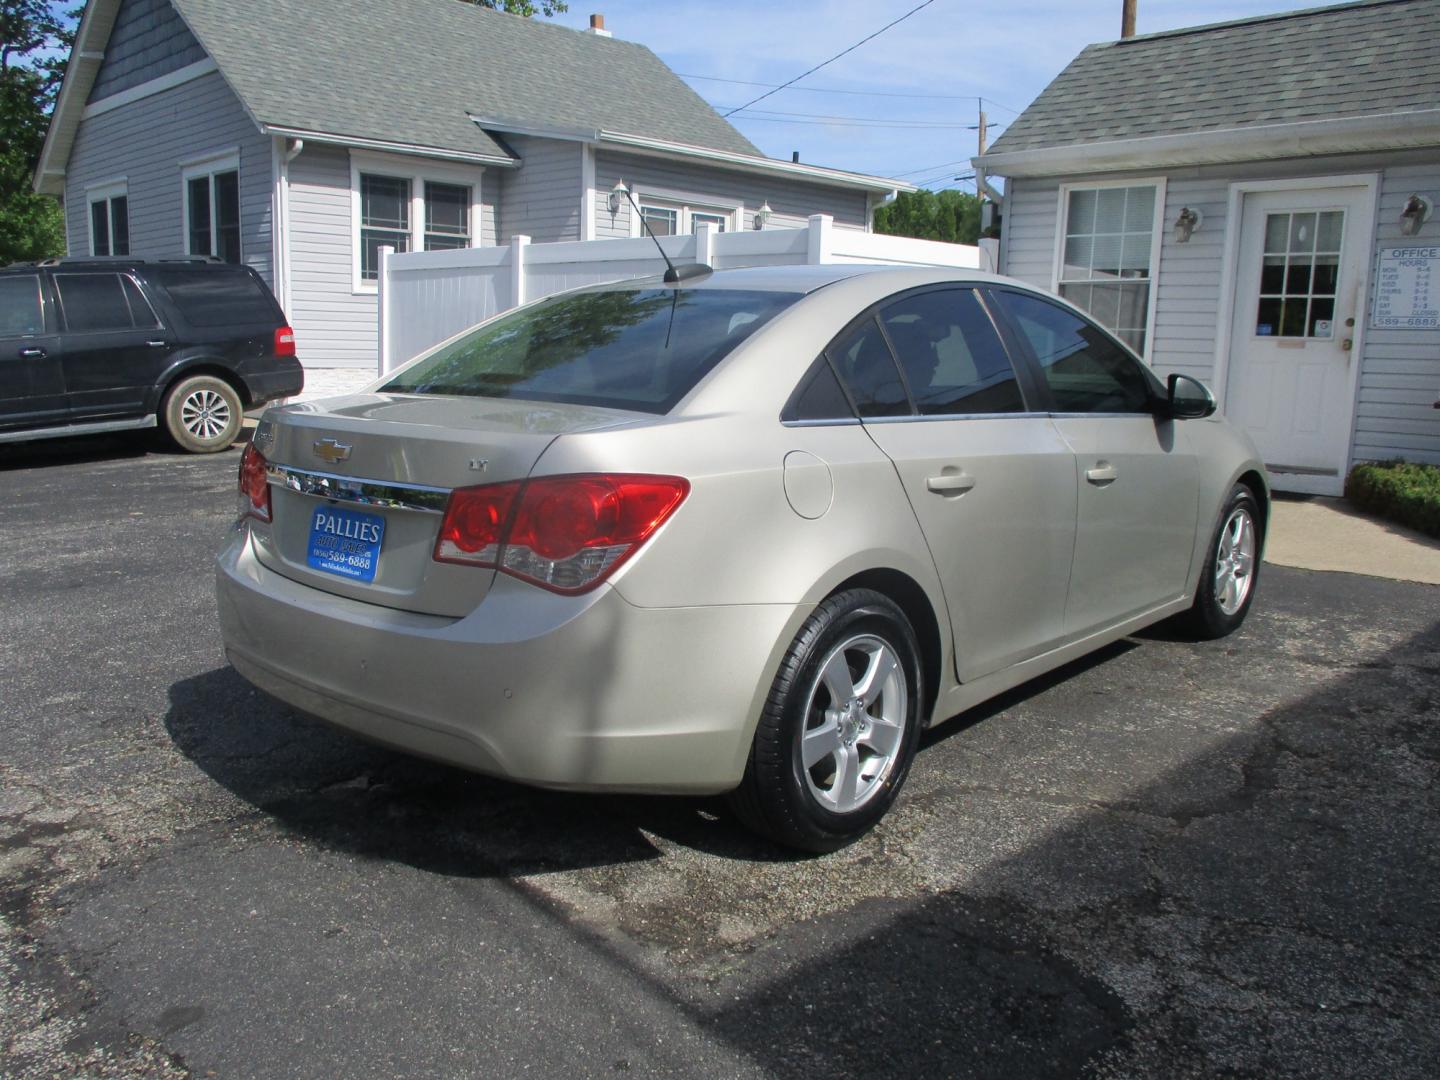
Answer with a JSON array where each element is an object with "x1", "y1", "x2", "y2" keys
[{"x1": 307, "y1": 505, "x2": 385, "y2": 583}]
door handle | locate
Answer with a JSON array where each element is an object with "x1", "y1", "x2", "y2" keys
[
  {"x1": 926, "y1": 471, "x2": 976, "y2": 496},
  {"x1": 18, "y1": 347, "x2": 46, "y2": 359},
  {"x1": 1085, "y1": 462, "x2": 1118, "y2": 484},
  {"x1": 146, "y1": 340, "x2": 168, "y2": 347}
]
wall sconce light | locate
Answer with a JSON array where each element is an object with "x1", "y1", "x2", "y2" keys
[
  {"x1": 608, "y1": 180, "x2": 628, "y2": 215},
  {"x1": 1400, "y1": 194, "x2": 1433, "y2": 237},
  {"x1": 1173, "y1": 206, "x2": 1203, "y2": 243},
  {"x1": 753, "y1": 201, "x2": 772, "y2": 231}
]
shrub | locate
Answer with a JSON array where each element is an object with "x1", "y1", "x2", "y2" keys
[{"x1": 1345, "y1": 460, "x2": 1440, "y2": 540}]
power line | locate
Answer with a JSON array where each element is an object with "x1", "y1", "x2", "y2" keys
[
  {"x1": 685, "y1": 72, "x2": 1011, "y2": 107},
  {"x1": 721, "y1": 0, "x2": 939, "y2": 117},
  {"x1": 712, "y1": 106, "x2": 983, "y2": 130}
]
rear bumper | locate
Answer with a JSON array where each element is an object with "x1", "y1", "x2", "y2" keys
[
  {"x1": 241, "y1": 361, "x2": 304, "y2": 406},
  {"x1": 215, "y1": 527, "x2": 803, "y2": 794}
]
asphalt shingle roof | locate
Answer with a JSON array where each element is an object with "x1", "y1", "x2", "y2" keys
[
  {"x1": 170, "y1": 0, "x2": 760, "y2": 160},
  {"x1": 985, "y1": 0, "x2": 1440, "y2": 155}
]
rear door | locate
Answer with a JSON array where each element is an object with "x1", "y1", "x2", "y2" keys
[
  {"x1": 987, "y1": 288, "x2": 1199, "y2": 634},
  {"x1": 52, "y1": 271, "x2": 171, "y2": 418},
  {"x1": 833, "y1": 286, "x2": 1078, "y2": 682},
  {"x1": 0, "y1": 273, "x2": 66, "y2": 429}
]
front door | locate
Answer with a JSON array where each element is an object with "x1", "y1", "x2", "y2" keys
[
  {"x1": 1225, "y1": 184, "x2": 1373, "y2": 494},
  {"x1": 0, "y1": 272, "x2": 67, "y2": 430}
]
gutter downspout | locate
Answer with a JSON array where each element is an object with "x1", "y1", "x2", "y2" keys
[{"x1": 278, "y1": 138, "x2": 303, "y2": 316}]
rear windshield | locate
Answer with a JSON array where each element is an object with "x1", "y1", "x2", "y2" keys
[
  {"x1": 382, "y1": 286, "x2": 801, "y2": 413},
  {"x1": 151, "y1": 268, "x2": 282, "y2": 328}
]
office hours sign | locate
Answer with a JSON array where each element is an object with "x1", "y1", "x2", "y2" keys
[{"x1": 1373, "y1": 246, "x2": 1440, "y2": 329}]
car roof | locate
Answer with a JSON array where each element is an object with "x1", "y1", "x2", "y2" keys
[
  {"x1": 0, "y1": 258, "x2": 247, "y2": 274},
  {"x1": 616, "y1": 262, "x2": 1010, "y2": 295}
]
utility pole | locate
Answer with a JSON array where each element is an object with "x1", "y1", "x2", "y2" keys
[
  {"x1": 974, "y1": 98, "x2": 1003, "y2": 224},
  {"x1": 1122, "y1": 0, "x2": 1137, "y2": 38}
]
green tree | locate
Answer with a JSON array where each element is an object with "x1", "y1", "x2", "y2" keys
[
  {"x1": 873, "y1": 188, "x2": 982, "y2": 246},
  {"x1": 1, "y1": 1, "x2": 75, "y2": 266},
  {"x1": 456, "y1": 0, "x2": 569, "y2": 15}
]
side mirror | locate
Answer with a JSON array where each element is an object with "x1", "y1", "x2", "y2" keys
[{"x1": 1165, "y1": 372, "x2": 1217, "y2": 419}]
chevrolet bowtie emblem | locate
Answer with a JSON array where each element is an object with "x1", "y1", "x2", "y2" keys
[{"x1": 312, "y1": 438, "x2": 352, "y2": 465}]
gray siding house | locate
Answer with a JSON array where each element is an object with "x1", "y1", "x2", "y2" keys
[
  {"x1": 36, "y1": 0, "x2": 909, "y2": 371},
  {"x1": 976, "y1": 0, "x2": 1440, "y2": 495}
]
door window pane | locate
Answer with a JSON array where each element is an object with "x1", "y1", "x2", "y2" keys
[
  {"x1": 0, "y1": 276, "x2": 44, "y2": 336},
  {"x1": 691, "y1": 211, "x2": 728, "y2": 233},
  {"x1": 1058, "y1": 184, "x2": 1156, "y2": 355},
  {"x1": 360, "y1": 174, "x2": 410, "y2": 279},
  {"x1": 56, "y1": 274, "x2": 135, "y2": 332},
  {"x1": 827, "y1": 317, "x2": 910, "y2": 417},
  {"x1": 121, "y1": 276, "x2": 161, "y2": 329},
  {"x1": 992, "y1": 290, "x2": 1154, "y2": 414},
  {"x1": 424, "y1": 182, "x2": 471, "y2": 251},
  {"x1": 879, "y1": 289, "x2": 1024, "y2": 415},
  {"x1": 1254, "y1": 209, "x2": 1344, "y2": 339}
]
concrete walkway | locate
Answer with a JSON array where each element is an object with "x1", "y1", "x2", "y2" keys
[{"x1": 1265, "y1": 494, "x2": 1440, "y2": 585}]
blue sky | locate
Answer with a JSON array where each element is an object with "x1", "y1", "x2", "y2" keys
[{"x1": 544, "y1": 0, "x2": 1317, "y2": 186}]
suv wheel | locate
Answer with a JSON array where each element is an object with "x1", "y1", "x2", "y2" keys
[{"x1": 163, "y1": 375, "x2": 243, "y2": 453}]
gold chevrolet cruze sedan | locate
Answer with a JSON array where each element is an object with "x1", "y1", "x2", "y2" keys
[{"x1": 216, "y1": 265, "x2": 1267, "y2": 851}]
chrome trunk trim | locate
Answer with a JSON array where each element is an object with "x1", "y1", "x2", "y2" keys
[{"x1": 266, "y1": 462, "x2": 451, "y2": 514}]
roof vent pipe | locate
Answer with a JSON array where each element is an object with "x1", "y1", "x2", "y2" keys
[
  {"x1": 587, "y1": 13, "x2": 611, "y2": 37},
  {"x1": 792, "y1": 151, "x2": 800, "y2": 163},
  {"x1": 1121, "y1": 0, "x2": 1136, "y2": 38}
]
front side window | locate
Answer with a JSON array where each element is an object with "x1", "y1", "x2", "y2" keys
[
  {"x1": 1057, "y1": 184, "x2": 1157, "y2": 356},
  {"x1": 54, "y1": 273, "x2": 154, "y2": 333},
  {"x1": 879, "y1": 289, "x2": 1025, "y2": 415},
  {"x1": 360, "y1": 174, "x2": 411, "y2": 279},
  {"x1": 383, "y1": 287, "x2": 800, "y2": 414},
  {"x1": 186, "y1": 167, "x2": 241, "y2": 263},
  {"x1": 990, "y1": 290, "x2": 1156, "y2": 414},
  {"x1": 0, "y1": 276, "x2": 45, "y2": 337},
  {"x1": 89, "y1": 192, "x2": 129, "y2": 256}
]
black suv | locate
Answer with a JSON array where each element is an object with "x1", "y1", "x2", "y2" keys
[{"x1": 0, "y1": 258, "x2": 303, "y2": 453}]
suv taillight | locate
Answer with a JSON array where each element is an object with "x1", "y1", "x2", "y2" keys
[
  {"x1": 434, "y1": 474, "x2": 689, "y2": 594},
  {"x1": 274, "y1": 326, "x2": 296, "y2": 357},
  {"x1": 239, "y1": 442, "x2": 272, "y2": 522}
]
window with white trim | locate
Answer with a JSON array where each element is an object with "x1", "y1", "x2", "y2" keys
[
  {"x1": 637, "y1": 197, "x2": 734, "y2": 237},
  {"x1": 353, "y1": 160, "x2": 478, "y2": 285},
  {"x1": 1056, "y1": 184, "x2": 1159, "y2": 356},
  {"x1": 184, "y1": 157, "x2": 241, "y2": 263},
  {"x1": 88, "y1": 183, "x2": 129, "y2": 256}
]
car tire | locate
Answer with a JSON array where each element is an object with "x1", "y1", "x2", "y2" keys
[
  {"x1": 1179, "y1": 483, "x2": 1263, "y2": 640},
  {"x1": 728, "y1": 589, "x2": 924, "y2": 853},
  {"x1": 162, "y1": 374, "x2": 243, "y2": 454}
]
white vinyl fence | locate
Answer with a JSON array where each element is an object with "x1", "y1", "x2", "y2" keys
[{"x1": 376, "y1": 214, "x2": 993, "y2": 374}]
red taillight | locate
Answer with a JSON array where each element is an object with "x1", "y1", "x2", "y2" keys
[
  {"x1": 433, "y1": 473, "x2": 689, "y2": 593},
  {"x1": 274, "y1": 326, "x2": 296, "y2": 357},
  {"x1": 238, "y1": 442, "x2": 271, "y2": 522},
  {"x1": 433, "y1": 481, "x2": 521, "y2": 565}
]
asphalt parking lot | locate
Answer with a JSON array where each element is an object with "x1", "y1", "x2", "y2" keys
[{"x1": 2, "y1": 434, "x2": 1438, "y2": 1079}]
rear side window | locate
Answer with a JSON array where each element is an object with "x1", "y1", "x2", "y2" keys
[
  {"x1": 55, "y1": 273, "x2": 141, "y2": 332},
  {"x1": 154, "y1": 268, "x2": 280, "y2": 327},
  {"x1": 827, "y1": 318, "x2": 910, "y2": 417},
  {"x1": 989, "y1": 290, "x2": 1156, "y2": 414},
  {"x1": 382, "y1": 287, "x2": 800, "y2": 414},
  {"x1": 879, "y1": 289, "x2": 1025, "y2": 415},
  {"x1": 0, "y1": 276, "x2": 44, "y2": 336}
]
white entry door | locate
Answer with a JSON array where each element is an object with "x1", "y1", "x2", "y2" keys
[{"x1": 1224, "y1": 183, "x2": 1373, "y2": 494}]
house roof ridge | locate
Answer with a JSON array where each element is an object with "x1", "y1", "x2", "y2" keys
[{"x1": 1100, "y1": 0, "x2": 1414, "y2": 47}]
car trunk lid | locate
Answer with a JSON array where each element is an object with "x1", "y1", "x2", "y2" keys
[{"x1": 249, "y1": 394, "x2": 647, "y2": 616}]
